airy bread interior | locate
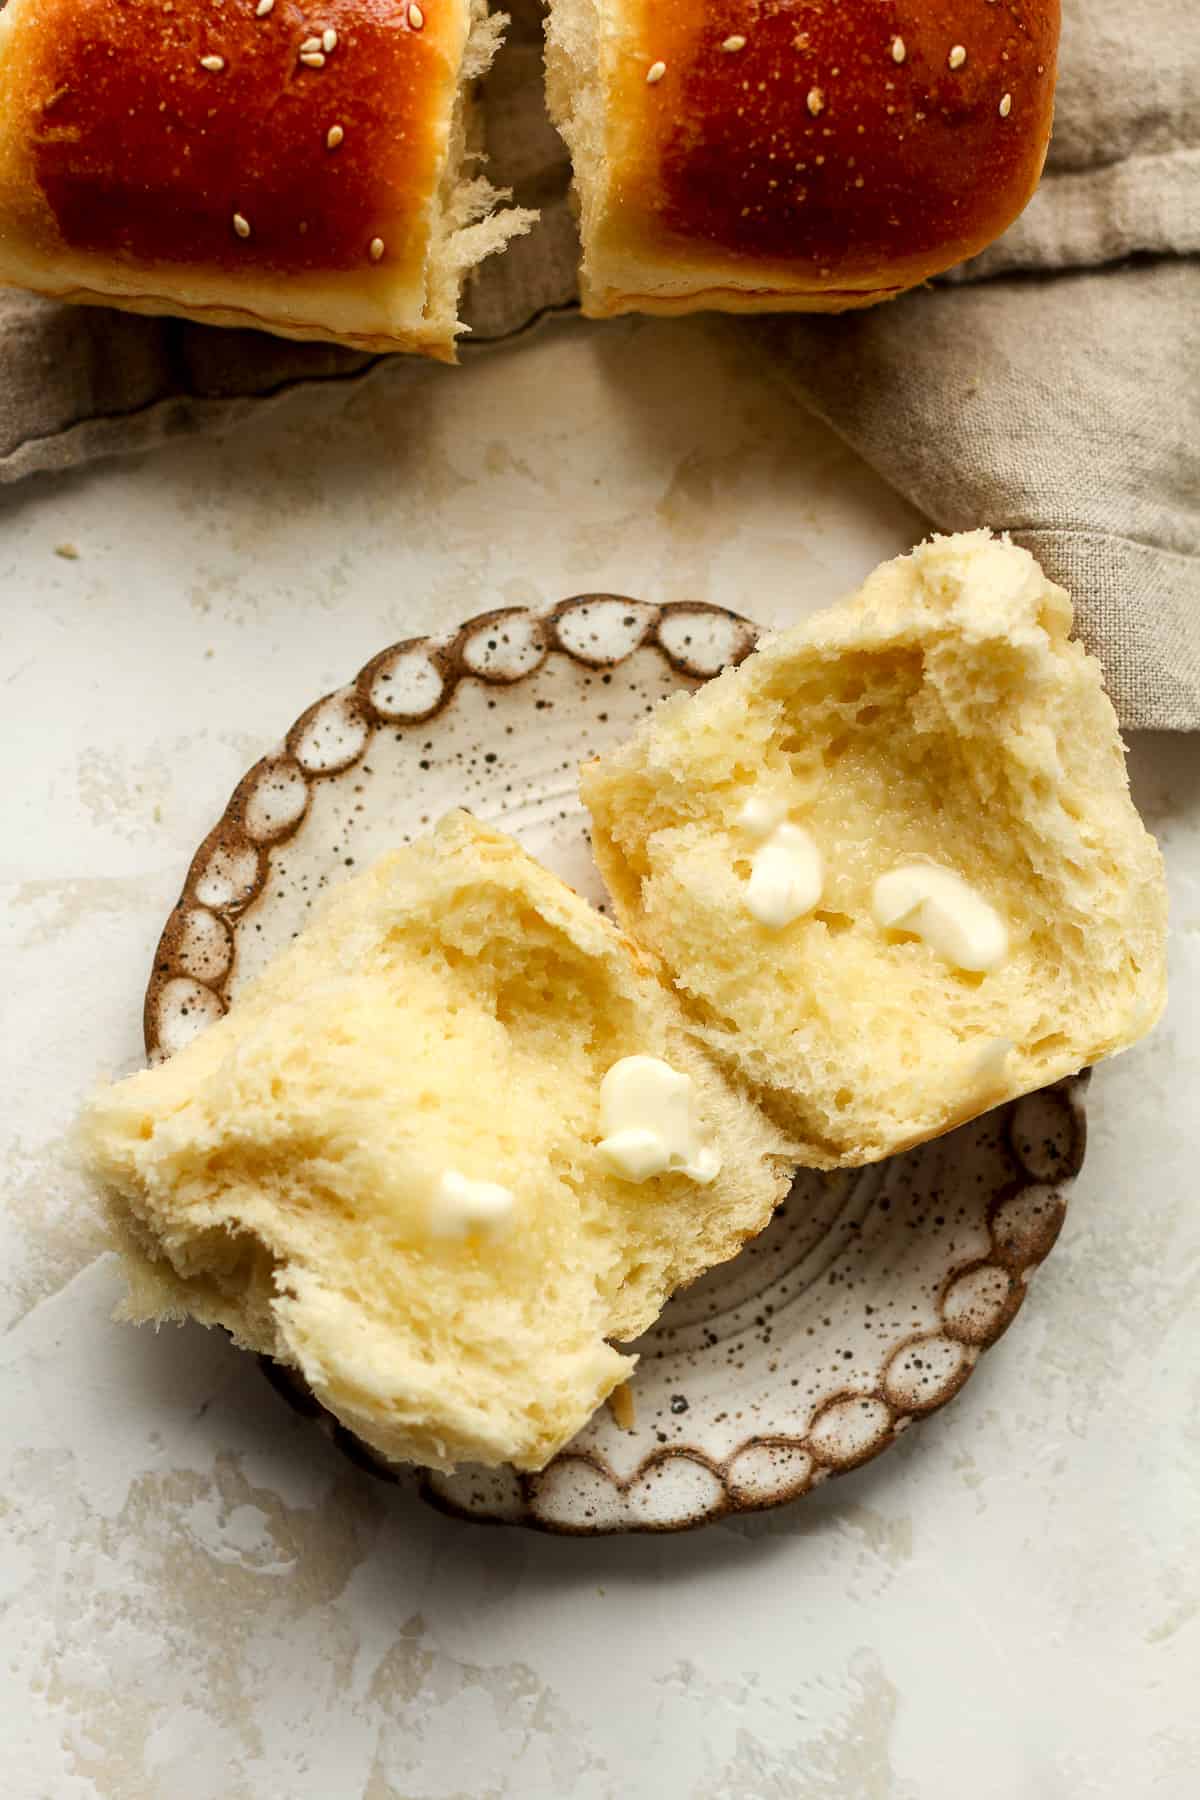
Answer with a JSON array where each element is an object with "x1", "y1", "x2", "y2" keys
[
  {"x1": 582, "y1": 532, "x2": 1168, "y2": 1167},
  {"x1": 80, "y1": 812, "x2": 792, "y2": 1473},
  {"x1": 425, "y1": 2, "x2": 537, "y2": 346},
  {"x1": 543, "y1": 0, "x2": 606, "y2": 276}
]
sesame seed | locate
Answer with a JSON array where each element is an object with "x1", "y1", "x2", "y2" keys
[
  {"x1": 300, "y1": 36, "x2": 322, "y2": 53},
  {"x1": 999, "y1": 91, "x2": 1012, "y2": 117},
  {"x1": 722, "y1": 35, "x2": 746, "y2": 52},
  {"x1": 255, "y1": 0, "x2": 274, "y2": 15},
  {"x1": 369, "y1": 237, "x2": 385, "y2": 260},
  {"x1": 300, "y1": 51, "x2": 326, "y2": 66},
  {"x1": 199, "y1": 54, "x2": 225, "y2": 72},
  {"x1": 949, "y1": 45, "x2": 967, "y2": 70},
  {"x1": 233, "y1": 213, "x2": 251, "y2": 238},
  {"x1": 891, "y1": 37, "x2": 906, "y2": 64},
  {"x1": 323, "y1": 28, "x2": 337, "y2": 52},
  {"x1": 646, "y1": 60, "x2": 667, "y2": 84},
  {"x1": 408, "y1": 3, "x2": 424, "y2": 27},
  {"x1": 326, "y1": 124, "x2": 344, "y2": 149},
  {"x1": 806, "y1": 86, "x2": 824, "y2": 116}
]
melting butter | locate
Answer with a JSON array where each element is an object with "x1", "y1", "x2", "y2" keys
[
  {"x1": 746, "y1": 822, "x2": 824, "y2": 927},
  {"x1": 737, "y1": 792, "x2": 790, "y2": 838},
  {"x1": 872, "y1": 865, "x2": 1008, "y2": 972},
  {"x1": 429, "y1": 1169, "x2": 516, "y2": 1238},
  {"x1": 597, "y1": 1055, "x2": 720, "y2": 1185}
]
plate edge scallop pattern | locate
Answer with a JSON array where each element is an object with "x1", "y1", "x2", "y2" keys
[
  {"x1": 143, "y1": 599, "x2": 757, "y2": 1059},
  {"x1": 419, "y1": 1071, "x2": 1087, "y2": 1531}
]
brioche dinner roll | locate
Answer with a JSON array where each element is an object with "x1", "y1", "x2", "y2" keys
[
  {"x1": 0, "y1": 0, "x2": 534, "y2": 358},
  {"x1": 546, "y1": 0, "x2": 1060, "y2": 316},
  {"x1": 582, "y1": 532, "x2": 1167, "y2": 1167},
  {"x1": 80, "y1": 813, "x2": 793, "y2": 1473}
]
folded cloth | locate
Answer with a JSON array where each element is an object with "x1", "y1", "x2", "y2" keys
[
  {"x1": 1, "y1": 0, "x2": 1195, "y2": 728},
  {"x1": 759, "y1": 0, "x2": 1200, "y2": 730},
  {"x1": 757, "y1": 260, "x2": 1199, "y2": 731}
]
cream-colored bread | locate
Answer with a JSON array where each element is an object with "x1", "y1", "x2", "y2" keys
[
  {"x1": 80, "y1": 812, "x2": 792, "y2": 1473},
  {"x1": 582, "y1": 532, "x2": 1167, "y2": 1168},
  {"x1": 0, "y1": 0, "x2": 533, "y2": 359}
]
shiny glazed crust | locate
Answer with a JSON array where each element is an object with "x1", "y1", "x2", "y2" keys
[
  {"x1": 0, "y1": 0, "x2": 526, "y2": 356},
  {"x1": 549, "y1": 0, "x2": 1059, "y2": 316}
]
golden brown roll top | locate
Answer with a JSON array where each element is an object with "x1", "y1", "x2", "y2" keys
[
  {"x1": 0, "y1": 0, "x2": 534, "y2": 356},
  {"x1": 546, "y1": 0, "x2": 1060, "y2": 316},
  {"x1": 0, "y1": 1, "x2": 1061, "y2": 346}
]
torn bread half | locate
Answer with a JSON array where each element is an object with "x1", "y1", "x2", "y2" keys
[
  {"x1": 582, "y1": 531, "x2": 1167, "y2": 1167},
  {"x1": 80, "y1": 812, "x2": 793, "y2": 1473}
]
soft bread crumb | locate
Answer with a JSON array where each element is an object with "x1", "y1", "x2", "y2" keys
[
  {"x1": 582, "y1": 531, "x2": 1167, "y2": 1167},
  {"x1": 79, "y1": 813, "x2": 792, "y2": 1473},
  {"x1": 424, "y1": 1, "x2": 536, "y2": 346}
]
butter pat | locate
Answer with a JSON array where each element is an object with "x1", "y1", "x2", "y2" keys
[
  {"x1": 746, "y1": 822, "x2": 823, "y2": 928},
  {"x1": 872, "y1": 864, "x2": 1008, "y2": 973},
  {"x1": 430, "y1": 1169, "x2": 516, "y2": 1238},
  {"x1": 596, "y1": 1128, "x2": 674, "y2": 1183},
  {"x1": 597, "y1": 1055, "x2": 721, "y2": 1184},
  {"x1": 738, "y1": 792, "x2": 790, "y2": 839}
]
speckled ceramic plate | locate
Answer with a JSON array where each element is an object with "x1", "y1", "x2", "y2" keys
[{"x1": 145, "y1": 598, "x2": 1086, "y2": 1533}]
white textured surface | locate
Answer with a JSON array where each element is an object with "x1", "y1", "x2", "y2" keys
[{"x1": 1, "y1": 316, "x2": 1196, "y2": 1798}]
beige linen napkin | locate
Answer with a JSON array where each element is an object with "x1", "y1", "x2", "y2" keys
[
  {"x1": 759, "y1": 0, "x2": 1200, "y2": 729},
  {"x1": 2, "y1": 0, "x2": 1196, "y2": 727}
]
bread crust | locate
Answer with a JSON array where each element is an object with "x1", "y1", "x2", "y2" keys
[
  {"x1": 0, "y1": 280, "x2": 458, "y2": 360},
  {"x1": 0, "y1": 0, "x2": 527, "y2": 354},
  {"x1": 550, "y1": 0, "x2": 1059, "y2": 316}
]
